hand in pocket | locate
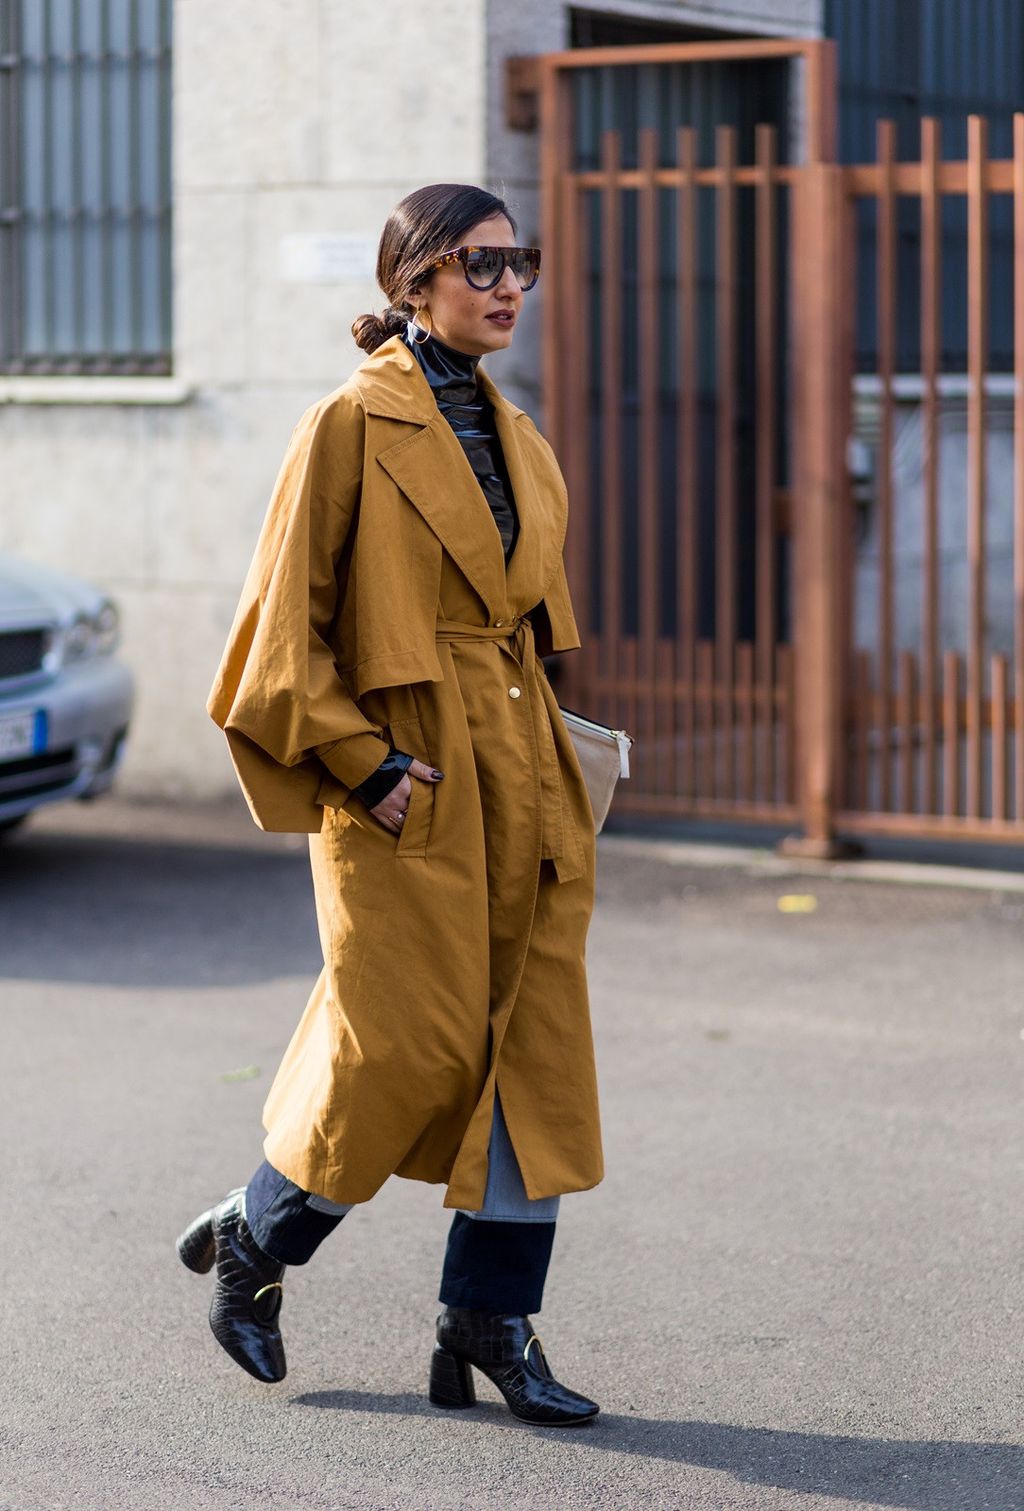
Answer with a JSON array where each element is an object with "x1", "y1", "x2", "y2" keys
[{"x1": 371, "y1": 758, "x2": 444, "y2": 834}]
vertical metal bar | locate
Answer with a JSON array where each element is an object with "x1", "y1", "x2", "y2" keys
[
  {"x1": 100, "y1": 0, "x2": 112, "y2": 358},
  {"x1": 853, "y1": 649, "x2": 871, "y2": 811},
  {"x1": 656, "y1": 638, "x2": 673, "y2": 799},
  {"x1": 966, "y1": 115, "x2": 989, "y2": 818},
  {"x1": 943, "y1": 650, "x2": 960, "y2": 816},
  {"x1": 715, "y1": 123, "x2": 737, "y2": 799},
  {"x1": 876, "y1": 119, "x2": 897, "y2": 812},
  {"x1": 128, "y1": 0, "x2": 141, "y2": 358},
  {"x1": 754, "y1": 123, "x2": 777, "y2": 806},
  {"x1": 897, "y1": 650, "x2": 916, "y2": 812},
  {"x1": 624, "y1": 636, "x2": 639, "y2": 790},
  {"x1": 41, "y1": 0, "x2": 53, "y2": 359},
  {"x1": 992, "y1": 653, "x2": 1008, "y2": 820},
  {"x1": 553, "y1": 107, "x2": 575, "y2": 512},
  {"x1": 0, "y1": 0, "x2": 23, "y2": 368},
  {"x1": 676, "y1": 124, "x2": 698, "y2": 801},
  {"x1": 836, "y1": 182, "x2": 858, "y2": 817},
  {"x1": 159, "y1": 0, "x2": 172, "y2": 359},
  {"x1": 71, "y1": 0, "x2": 83, "y2": 362},
  {"x1": 785, "y1": 160, "x2": 845, "y2": 853},
  {"x1": 600, "y1": 128, "x2": 623, "y2": 735},
  {"x1": 1015, "y1": 113, "x2": 1024, "y2": 819},
  {"x1": 781, "y1": 641, "x2": 797, "y2": 804},
  {"x1": 561, "y1": 175, "x2": 592, "y2": 712},
  {"x1": 637, "y1": 127, "x2": 659, "y2": 792},
  {"x1": 804, "y1": 38, "x2": 838, "y2": 165},
  {"x1": 697, "y1": 639, "x2": 714, "y2": 798},
  {"x1": 738, "y1": 640, "x2": 755, "y2": 799},
  {"x1": 557, "y1": 161, "x2": 579, "y2": 524},
  {"x1": 920, "y1": 117, "x2": 942, "y2": 814},
  {"x1": 543, "y1": 62, "x2": 597, "y2": 726},
  {"x1": 0, "y1": 0, "x2": 5, "y2": 363},
  {"x1": 539, "y1": 59, "x2": 564, "y2": 446}
]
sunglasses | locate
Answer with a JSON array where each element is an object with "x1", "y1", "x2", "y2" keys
[{"x1": 426, "y1": 244, "x2": 542, "y2": 292}]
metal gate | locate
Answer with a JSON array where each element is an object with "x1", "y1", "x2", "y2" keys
[{"x1": 532, "y1": 38, "x2": 1024, "y2": 851}]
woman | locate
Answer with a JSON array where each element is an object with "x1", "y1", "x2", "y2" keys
[{"x1": 177, "y1": 184, "x2": 603, "y2": 1427}]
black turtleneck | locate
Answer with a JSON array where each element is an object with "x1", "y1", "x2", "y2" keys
[
  {"x1": 402, "y1": 323, "x2": 519, "y2": 562},
  {"x1": 348, "y1": 324, "x2": 522, "y2": 814}
]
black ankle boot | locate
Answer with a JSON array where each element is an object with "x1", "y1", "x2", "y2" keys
[
  {"x1": 176, "y1": 1189, "x2": 287, "y2": 1383},
  {"x1": 429, "y1": 1307, "x2": 599, "y2": 1426}
]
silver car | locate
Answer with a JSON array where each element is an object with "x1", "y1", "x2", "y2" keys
[{"x1": 0, "y1": 552, "x2": 134, "y2": 832}]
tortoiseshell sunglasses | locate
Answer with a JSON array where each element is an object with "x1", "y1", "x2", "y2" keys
[{"x1": 426, "y1": 245, "x2": 542, "y2": 291}]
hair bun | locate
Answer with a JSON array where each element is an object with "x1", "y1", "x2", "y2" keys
[{"x1": 351, "y1": 305, "x2": 409, "y2": 354}]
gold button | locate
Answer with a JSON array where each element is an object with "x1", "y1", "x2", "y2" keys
[{"x1": 508, "y1": 686, "x2": 522, "y2": 699}]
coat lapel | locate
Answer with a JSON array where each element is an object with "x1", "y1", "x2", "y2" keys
[
  {"x1": 357, "y1": 336, "x2": 568, "y2": 620},
  {"x1": 361, "y1": 338, "x2": 507, "y2": 620},
  {"x1": 376, "y1": 420, "x2": 508, "y2": 621},
  {"x1": 479, "y1": 368, "x2": 568, "y2": 609}
]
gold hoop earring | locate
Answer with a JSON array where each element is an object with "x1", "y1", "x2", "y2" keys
[{"x1": 411, "y1": 305, "x2": 432, "y2": 344}]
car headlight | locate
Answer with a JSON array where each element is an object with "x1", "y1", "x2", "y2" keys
[
  {"x1": 93, "y1": 600, "x2": 120, "y2": 655},
  {"x1": 61, "y1": 600, "x2": 120, "y2": 663}
]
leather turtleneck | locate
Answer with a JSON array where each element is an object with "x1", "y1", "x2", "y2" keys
[{"x1": 403, "y1": 323, "x2": 519, "y2": 562}]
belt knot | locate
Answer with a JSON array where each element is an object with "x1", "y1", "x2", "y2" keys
[{"x1": 435, "y1": 616, "x2": 528, "y2": 644}]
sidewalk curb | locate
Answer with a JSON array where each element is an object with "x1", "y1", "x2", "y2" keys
[{"x1": 598, "y1": 833, "x2": 1024, "y2": 894}]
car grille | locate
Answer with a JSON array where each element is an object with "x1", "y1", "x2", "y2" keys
[
  {"x1": 0, "y1": 628, "x2": 48, "y2": 680},
  {"x1": 0, "y1": 747, "x2": 77, "y2": 802}
]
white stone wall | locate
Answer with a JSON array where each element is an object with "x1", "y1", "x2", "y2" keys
[{"x1": 1, "y1": 0, "x2": 488, "y2": 801}]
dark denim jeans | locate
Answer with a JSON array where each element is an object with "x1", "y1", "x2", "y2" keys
[
  {"x1": 244, "y1": 1161, "x2": 555, "y2": 1314},
  {"x1": 245, "y1": 1097, "x2": 558, "y2": 1314}
]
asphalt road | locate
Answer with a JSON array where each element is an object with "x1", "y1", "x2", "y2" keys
[{"x1": 1, "y1": 799, "x2": 1022, "y2": 1511}]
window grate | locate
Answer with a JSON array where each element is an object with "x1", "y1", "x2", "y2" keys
[{"x1": 0, "y1": 0, "x2": 172, "y2": 375}]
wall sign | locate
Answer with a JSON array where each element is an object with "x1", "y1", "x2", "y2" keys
[{"x1": 280, "y1": 233, "x2": 378, "y2": 284}]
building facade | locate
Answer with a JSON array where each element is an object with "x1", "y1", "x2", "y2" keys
[
  {"x1": 8, "y1": 0, "x2": 1023, "y2": 843},
  {"x1": 0, "y1": 0, "x2": 821, "y2": 801}
]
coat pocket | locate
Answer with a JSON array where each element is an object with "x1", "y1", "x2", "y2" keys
[{"x1": 388, "y1": 716, "x2": 435, "y2": 858}]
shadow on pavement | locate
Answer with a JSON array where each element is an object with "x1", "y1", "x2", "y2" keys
[
  {"x1": 0, "y1": 829, "x2": 320, "y2": 989},
  {"x1": 292, "y1": 1392, "x2": 1022, "y2": 1510}
]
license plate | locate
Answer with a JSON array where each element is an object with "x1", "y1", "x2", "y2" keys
[{"x1": 0, "y1": 711, "x2": 39, "y2": 759}]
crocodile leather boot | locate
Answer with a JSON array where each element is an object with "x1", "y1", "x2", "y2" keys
[
  {"x1": 429, "y1": 1307, "x2": 599, "y2": 1426},
  {"x1": 176, "y1": 1189, "x2": 287, "y2": 1383}
]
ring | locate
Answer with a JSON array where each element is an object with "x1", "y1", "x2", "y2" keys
[{"x1": 396, "y1": 811, "x2": 407, "y2": 821}]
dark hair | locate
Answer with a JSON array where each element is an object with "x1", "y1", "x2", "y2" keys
[{"x1": 351, "y1": 183, "x2": 517, "y2": 354}]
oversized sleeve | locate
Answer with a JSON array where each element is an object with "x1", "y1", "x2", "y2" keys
[
  {"x1": 207, "y1": 390, "x2": 389, "y2": 795},
  {"x1": 532, "y1": 560, "x2": 581, "y2": 656}
]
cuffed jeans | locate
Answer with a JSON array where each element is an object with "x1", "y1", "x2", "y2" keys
[{"x1": 245, "y1": 1093, "x2": 559, "y2": 1315}]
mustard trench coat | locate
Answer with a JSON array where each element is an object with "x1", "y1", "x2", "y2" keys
[{"x1": 207, "y1": 334, "x2": 603, "y2": 1211}]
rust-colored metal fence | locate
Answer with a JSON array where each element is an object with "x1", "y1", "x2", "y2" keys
[
  {"x1": 835, "y1": 115, "x2": 1024, "y2": 844},
  {"x1": 533, "y1": 38, "x2": 1024, "y2": 850}
]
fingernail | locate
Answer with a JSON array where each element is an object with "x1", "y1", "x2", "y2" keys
[{"x1": 431, "y1": 769, "x2": 445, "y2": 780}]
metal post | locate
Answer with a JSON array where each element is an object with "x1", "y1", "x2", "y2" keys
[{"x1": 779, "y1": 161, "x2": 856, "y2": 859}]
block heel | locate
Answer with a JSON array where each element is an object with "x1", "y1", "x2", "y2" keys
[
  {"x1": 428, "y1": 1344, "x2": 477, "y2": 1409},
  {"x1": 432, "y1": 1309, "x2": 599, "y2": 1426},
  {"x1": 176, "y1": 1208, "x2": 216, "y2": 1274}
]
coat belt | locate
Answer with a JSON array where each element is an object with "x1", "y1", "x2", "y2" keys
[
  {"x1": 433, "y1": 616, "x2": 568, "y2": 865},
  {"x1": 434, "y1": 615, "x2": 538, "y2": 680},
  {"x1": 435, "y1": 615, "x2": 527, "y2": 646}
]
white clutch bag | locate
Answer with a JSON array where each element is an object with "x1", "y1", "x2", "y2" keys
[{"x1": 559, "y1": 707, "x2": 633, "y2": 833}]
